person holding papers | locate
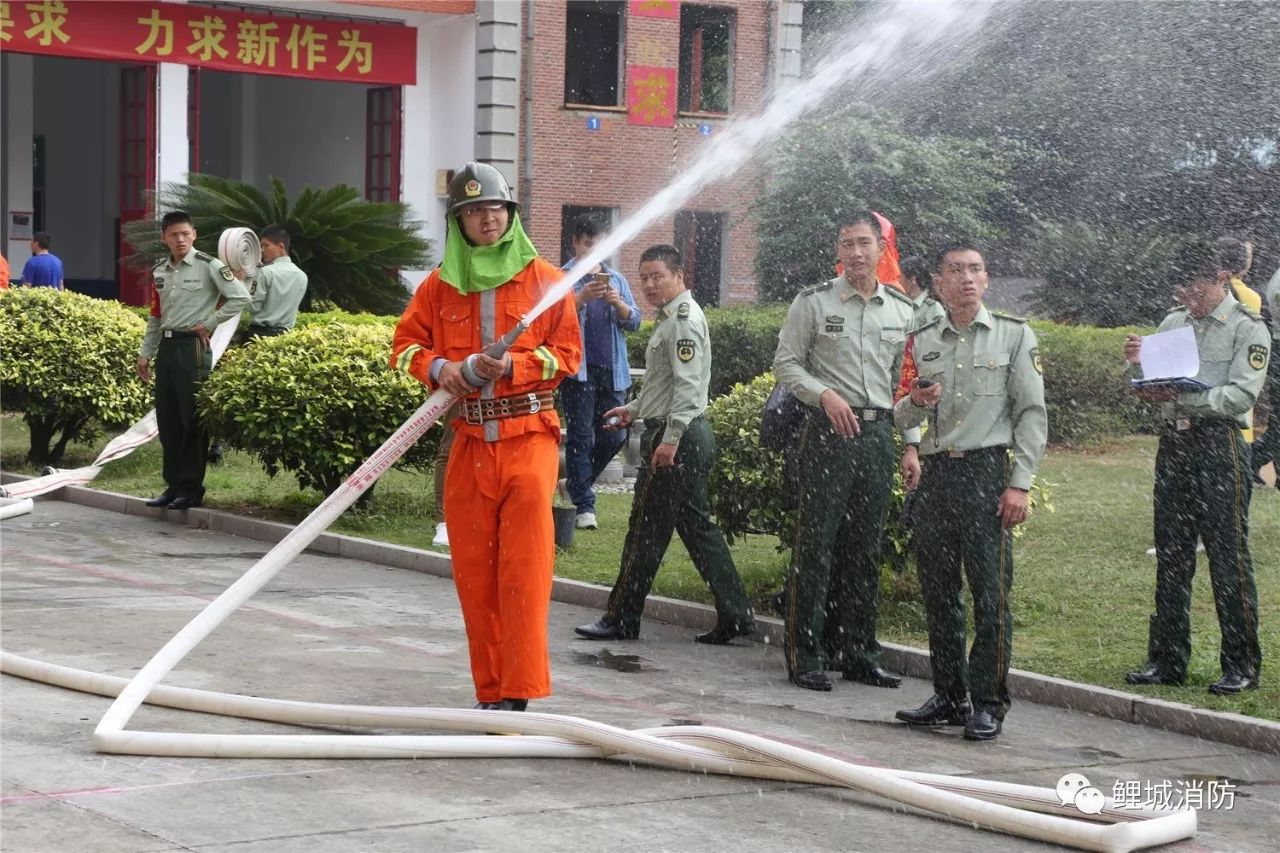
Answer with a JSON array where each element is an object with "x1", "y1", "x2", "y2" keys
[{"x1": 1122, "y1": 239, "x2": 1270, "y2": 695}]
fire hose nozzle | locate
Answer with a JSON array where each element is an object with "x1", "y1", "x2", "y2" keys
[{"x1": 459, "y1": 318, "x2": 531, "y2": 388}]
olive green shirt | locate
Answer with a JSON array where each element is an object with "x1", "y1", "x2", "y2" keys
[
  {"x1": 912, "y1": 293, "x2": 946, "y2": 330},
  {"x1": 894, "y1": 304, "x2": 1048, "y2": 491},
  {"x1": 1266, "y1": 266, "x2": 1280, "y2": 344},
  {"x1": 141, "y1": 249, "x2": 250, "y2": 358},
  {"x1": 774, "y1": 276, "x2": 920, "y2": 443},
  {"x1": 250, "y1": 255, "x2": 308, "y2": 330},
  {"x1": 625, "y1": 290, "x2": 710, "y2": 445},
  {"x1": 1127, "y1": 292, "x2": 1270, "y2": 426}
]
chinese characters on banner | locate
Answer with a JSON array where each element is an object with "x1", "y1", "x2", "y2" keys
[
  {"x1": 626, "y1": 65, "x2": 676, "y2": 127},
  {"x1": 629, "y1": 0, "x2": 680, "y2": 20},
  {"x1": 0, "y1": 1, "x2": 416, "y2": 86}
]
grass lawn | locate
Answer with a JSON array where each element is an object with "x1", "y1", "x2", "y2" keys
[{"x1": 3, "y1": 415, "x2": 1276, "y2": 720}]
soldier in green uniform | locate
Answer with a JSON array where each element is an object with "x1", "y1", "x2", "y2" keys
[
  {"x1": 210, "y1": 224, "x2": 310, "y2": 465},
  {"x1": 575, "y1": 244, "x2": 754, "y2": 644},
  {"x1": 1123, "y1": 239, "x2": 1269, "y2": 695},
  {"x1": 246, "y1": 224, "x2": 308, "y2": 338},
  {"x1": 136, "y1": 211, "x2": 249, "y2": 510},
  {"x1": 1252, "y1": 263, "x2": 1280, "y2": 483},
  {"x1": 901, "y1": 253, "x2": 945, "y2": 329},
  {"x1": 773, "y1": 211, "x2": 922, "y2": 692},
  {"x1": 893, "y1": 241, "x2": 1047, "y2": 741}
]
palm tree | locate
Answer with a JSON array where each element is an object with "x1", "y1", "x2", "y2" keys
[{"x1": 123, "y1": 174, "x2": 433, "y2": 314}]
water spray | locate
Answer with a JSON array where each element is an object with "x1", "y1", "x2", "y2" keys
[{"x1": 0, "y1": 3, "x2": 1201, "y2": 850}]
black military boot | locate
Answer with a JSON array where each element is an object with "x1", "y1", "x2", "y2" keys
[{"x1": 895, "y1": 693, "x2": 971, "y2": 726}]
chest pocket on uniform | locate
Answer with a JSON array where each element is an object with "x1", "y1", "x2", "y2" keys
[
  {"x1": 973, "y1": 352, "x2": 1011, "y2": 395},
  {"x1": 503, "y1": 301, "x2": 533, "y2": 350},
  {"x1": 438, "y1": 302, "x2": 474, "y2": 353},
  {"x1": 180, "y1": 274, "x2": 204, "y2": 291},
  {"x1": 878, "y1": 328, "x2": 905, "y2": 365}
]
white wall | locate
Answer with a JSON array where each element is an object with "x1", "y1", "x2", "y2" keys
[
  {"x1": 30, "y1": 56, "x2": 119, "y2": 281},
  {"x1": 156, "y1": 63, "x2": 189, "y2": 188},
  {"x1": 406, "y1": 13, "x2": 476, "y2": 273}
]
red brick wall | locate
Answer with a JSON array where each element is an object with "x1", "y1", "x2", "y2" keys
[{"x1": 522, "y1": 0, "x2": 772, "y2": 306}]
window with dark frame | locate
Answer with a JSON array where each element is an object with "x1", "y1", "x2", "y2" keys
[
  {"x1": 365, "y1": 86, "x2": 401, "y2": 203},
  {"x1": 678, "y1": 4, "x2": 734, "y2": 115},
  {"x1": 560, "y1": 205, "x2": 616, "y2": 266},
  {"x1": 564, "y1": 0, "x2": 623, "y2": 107},
  {"x1": 674, "y1": 210, "x2": 725, "y2": 307}
]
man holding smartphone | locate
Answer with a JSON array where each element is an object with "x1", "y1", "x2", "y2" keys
[
  {"x1": 893, "y1": 241, "x2": 1047, "y2": 741},
  {"x1": 560, "y1": 215, "x2": 642, "y2": 530}
]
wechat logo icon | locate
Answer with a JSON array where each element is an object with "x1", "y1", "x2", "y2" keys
[{"x1": 1057, "y1": 772, "x2": 1105, "y2": 815}]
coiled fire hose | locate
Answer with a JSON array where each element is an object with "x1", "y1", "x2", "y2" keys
[
  {"x1": 0, "y1": 228, "x2": 261, "y2": 502},
  {"x1": 2, "y1": 301, "x2": 1196, "y2": 852}
]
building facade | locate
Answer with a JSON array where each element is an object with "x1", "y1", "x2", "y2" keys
[
  {"x1": 1, "y1": 0, "x2": 803, "y2": 305},
  {"x1": 519, "y1": 0, "x2": 801, "y2": 305}
]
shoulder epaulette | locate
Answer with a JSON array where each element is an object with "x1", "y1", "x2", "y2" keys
[
  {"x1": 909, "y1": 316, "x2": 943, "y2": 336},
  {"x1": 676, "y1": 300, "x2": 691, "y2": 319},
  {"x1": 194, "y1": 250, "x2": 217, "y2": 263},
  {"x1": 991, "y1": 310, "x2": 1026, "y2": 324},
  {"x1": 1234, "y1": 302, "x2": 1263, "y2": 322},
  {"x1": 885, "y1": 287, "x2": 914, "y2": 306},
  {"x1": 799, "y1": 280, "x2": 834, "y2": 297}
]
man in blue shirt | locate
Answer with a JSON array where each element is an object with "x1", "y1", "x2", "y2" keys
[
  {"x1": 561, "y1": 215, "x2": 642, "y2": 529},
  {"x1": 19, "y1": 232, "x2": 64, "y2": 290}
]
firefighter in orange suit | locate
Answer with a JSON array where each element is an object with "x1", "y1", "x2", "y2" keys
[{"x1": 391, "y1": 162, "x2": 581, "y2": 712}]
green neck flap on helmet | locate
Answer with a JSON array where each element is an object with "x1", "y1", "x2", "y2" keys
[{"x1": 439, "y1": 211, "x2": 539, "y2": 294}]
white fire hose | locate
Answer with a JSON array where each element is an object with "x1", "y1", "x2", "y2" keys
[
  {"x1": 0, "y1": 648, "x2": 1194, "y2": 853},
  {"x1": 0, "y1": 228, "x2": 260, "y2": 502},
  {"x1": 1, "y1": 305, "x2": 1197, "y2": 852}
]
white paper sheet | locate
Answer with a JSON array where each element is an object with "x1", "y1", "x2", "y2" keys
[{"x1": 1139, "y1": 326, "x2": 1200, "y2": 380}]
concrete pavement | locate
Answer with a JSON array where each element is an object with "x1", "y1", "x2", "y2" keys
[{"x1": 2, "y1": 500, "x2": 1278, "y2": 852}]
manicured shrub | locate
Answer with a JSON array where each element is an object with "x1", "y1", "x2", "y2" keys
[
  {"x1": 199, "y1": 323, "x2": 440, "y2": 497},
  {"x1": 0, "y1": 288, "x2": 150, "y2": 465},
  {"x1": 1031, "y1": 320, "x2": 1156, "y2": 444}
]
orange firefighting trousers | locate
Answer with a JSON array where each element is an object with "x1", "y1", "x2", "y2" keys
[{"x1": 444, "y1": 429, "x2": 559, "y2": 702}]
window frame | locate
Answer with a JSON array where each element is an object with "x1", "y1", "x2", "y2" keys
[
  {"x1": 563, "y1": 0, "x2": 627, "y2": 110},
  {"x1": 677, "y1": 3, "x2": 736, "y2": 117}
]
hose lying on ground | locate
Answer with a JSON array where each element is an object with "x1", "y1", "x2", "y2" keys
[
  {"x1": 2, "y1": 296, "x2": 1197, "y2": 852},
  {"x1": 0, "y1": 650, "x2": 1194, "y2": 853}
]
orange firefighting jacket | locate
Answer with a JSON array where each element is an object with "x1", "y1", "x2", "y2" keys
[{"x1": 391, "y1": 258, "x2": 582, "y2": 441}]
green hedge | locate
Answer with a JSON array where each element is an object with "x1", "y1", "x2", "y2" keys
[
  {"x1": 294, "y1": 310, "x2": 399, "y2": 330},
  {"x1": 1031, "y1": 319, "x2": 1155, "y2": 443},
  {"x1": 0, "y1": 289, "x2": 150, "y2": 465},
  {"x1": 200, "y1": 323, "x2": 439, "y2": 496},
  {"x1": 632, "y1": 304, "x2": 1155, "y2": 444}
]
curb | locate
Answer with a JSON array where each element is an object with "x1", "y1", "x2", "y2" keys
[{"x1": 5, "y1": 472, "x2": 1278, "y2": 756}]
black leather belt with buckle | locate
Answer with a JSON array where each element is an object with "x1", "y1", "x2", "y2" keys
[
  {"x1": 933, "y1": 445, "x2": 1008, "y2": 460},
  {"x1": 162, "y1": 329, "x2": 200, "y2": 339},
  {"x1": 462, "y1": 391, "x2": 556, "y2": 425},
  {"x1": 856, "y1": 408, "x2": 892, "y2": 422}
]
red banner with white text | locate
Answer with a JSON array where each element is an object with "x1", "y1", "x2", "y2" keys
[{"x1": 0, "y1": 1, "x2": 417, "y2": 85}]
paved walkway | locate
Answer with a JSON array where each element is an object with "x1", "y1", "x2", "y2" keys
[{"x1": 2, "y1": 501, "x2": 1277, "y2": 852}]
